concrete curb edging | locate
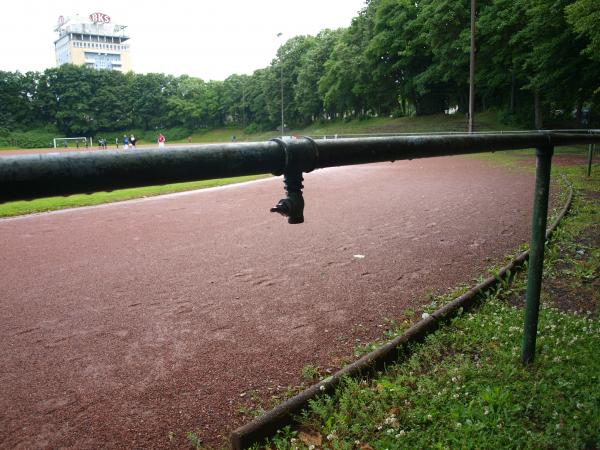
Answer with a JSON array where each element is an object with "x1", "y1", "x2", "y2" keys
[{"x1": 230, "y1": 179, "x2": 573, "y2": 449}]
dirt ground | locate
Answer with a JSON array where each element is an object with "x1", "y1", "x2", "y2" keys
[{"x1": 0, "y1": 155, "x2": 544, "y2": 448}]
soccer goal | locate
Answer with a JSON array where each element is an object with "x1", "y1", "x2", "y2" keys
[{"x1": 53, "y1": 137, "x2": 90, "y2": 149}]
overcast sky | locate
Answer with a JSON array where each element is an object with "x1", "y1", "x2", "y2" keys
[{"x1": 1, "y1": 0, "x2": 367, "y2": 81}]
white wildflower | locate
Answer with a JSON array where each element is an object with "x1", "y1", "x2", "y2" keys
[{"x1": 384, "y1": 416, "x2": 399, "y2": 428}]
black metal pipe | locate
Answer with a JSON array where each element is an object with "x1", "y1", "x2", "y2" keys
[
  {"x1": 1, "y1": 132, "x2": 600, "y2": 203},
  {"x1": 0, "y1": 142, "x2": 284, "y2": 203},
  {"x1": 311, "y1": 133, "x2": 598, "y2": 169}
]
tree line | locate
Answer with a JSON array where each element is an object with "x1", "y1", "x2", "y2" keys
[{"x1": 1, "y1": 0, "x2": 598, "y2": 139}]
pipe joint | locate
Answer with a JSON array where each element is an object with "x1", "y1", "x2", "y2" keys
[{"x1": 269, "y1": 137, "x2": 319, "y2": 224}]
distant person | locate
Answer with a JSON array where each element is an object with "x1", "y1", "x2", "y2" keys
[
  {"x1": 123, "y1": 134, "x2": 129, "y2": 150},
  {"x1": 188, "y1": 136, "x2": 192, "y2": 143},
  {"x1": 115, "y1": 137, "x2": 119, "y2": 149},
  {"x1": 130, "y1": 134, "x2": 136, "y2": 148},
  {"x1": 158, "y1": 133, "x2": 165, "y2": 148}
]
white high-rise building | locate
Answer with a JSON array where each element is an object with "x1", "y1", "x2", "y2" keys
[{"x1": 54, "y1": 13, "x2": 132, "y2": 72}]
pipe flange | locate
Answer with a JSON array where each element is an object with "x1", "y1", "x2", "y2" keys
[
  {"x1": 270, "y1": 136, "x2": 319, "y2": 175},
  {"x1": 301, "y1": 136, "x2": 320, "y2": 173},
  {"x1": 270, "y1": 138, "x2": 289, "y2": 176}
]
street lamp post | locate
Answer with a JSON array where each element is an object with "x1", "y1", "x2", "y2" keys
[
  {"x1": 277, "y1": 32, "x2": 284, "y2": 137},
  {"x1": 468, "y1": 0, "x2": 476, "y2": 133}
]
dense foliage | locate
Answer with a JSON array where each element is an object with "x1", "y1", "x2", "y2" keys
[{"x1": 1, "y1": 0, "x2": 598, "y2": 140}]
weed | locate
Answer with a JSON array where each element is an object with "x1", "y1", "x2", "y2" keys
[
  {"x1": 353, "y1": 342, "x2": 380, "y2": 358},
  {"x1": 238, "y1": 404, "x2": 265, "y2": 418},
  {"x1": 186, "y1": 431, "x2": 203, "y2": 449},
  {"x1": 301, "y1": 364, "x2": 322, "y2": 382}
]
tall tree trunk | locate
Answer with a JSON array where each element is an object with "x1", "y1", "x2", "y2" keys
[
  {"x1": 575, "y1": 100, "x2": 583, "y2": 125},
  {"x1": 534, "y1": 91, "x2": 543, "y2": 129},
  {"x1": 510, "y1": 72, "x2": 516, "y2": 113}
]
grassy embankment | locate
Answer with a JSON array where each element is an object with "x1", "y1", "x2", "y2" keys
[
  {"x1": 173, "y1": 110, "x2": 502, "y2": 144},
  {"x1": 253, "y1": 154, "x2": 599, "y2": 449},
  {"x1": 0, "y1": 112, "x2": 506, "y2": 217}
]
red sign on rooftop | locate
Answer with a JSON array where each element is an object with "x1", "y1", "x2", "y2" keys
[{"x1": 89, "y1": 12, "x2": 111, "y2": 24}]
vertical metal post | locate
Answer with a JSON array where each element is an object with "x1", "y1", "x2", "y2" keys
[
  {"x1": 587, "y1": 144, "x2": 594, "y2": 177},
  {"x1": 521, "y1": 145, "x2": 553, "y2": 365},
  {"x1": 468, "y1": 0, "x2": 476, "y2": 133}
]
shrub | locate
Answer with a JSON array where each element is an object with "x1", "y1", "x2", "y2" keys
[
  {"x1": 244, "y1": 123, "x2": 260, "y2": 134},
  {"x1": 0, "y1": 128, "x2": 57, "y2": 149}
]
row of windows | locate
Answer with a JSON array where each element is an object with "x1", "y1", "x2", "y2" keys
[
  {"x1": 84, "y1": 52, "x2": 122, "y2": 70},
  {"x1": 73, "y1": 42, "x2": 128, "y2": 51},
  {"x1": 69, "y1": 33, "x2": 124, "y2": 44}
]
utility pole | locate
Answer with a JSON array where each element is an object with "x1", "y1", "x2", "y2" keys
[
  {"x1": 277, "y1": 32, "x2": 284, "y2": 138},
  {"x1": 468, "y1": 0, "x2": 476, "y2": 133},
  {"x1": 242, "y1": 81, "x2": 246, "y2": 130}
]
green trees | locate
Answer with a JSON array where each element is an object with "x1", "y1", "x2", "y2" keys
[
  {"x1": 565, "y1": 0, "x2": 600, "y2": 62},
  {"x1": 319, "y1": 4, "x2": 383, "y2": 119},
  {"x1": 296, "y1": 30, "x2": 342, "y2": 122},
  {"x1": 0, "y1": 71, "x2": 33, "y2": 128},
  {"x1": 1, "y1": 0, "x2": 598, "y2": 139}
]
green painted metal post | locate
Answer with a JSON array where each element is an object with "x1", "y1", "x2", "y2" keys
[
  {"x1": 588, "y1": 144, "x2": 594, "y2": 177},
  {"x1": 521, "y1": 145, "x2": 554, "y2": 365}
]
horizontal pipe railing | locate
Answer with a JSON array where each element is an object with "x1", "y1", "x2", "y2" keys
[
  {"x1": 320, "y1": 128, "x2": 600, "y2": 139},
  {"x1": 1, "y1": 132, "x2": 599, "y2": 203}
]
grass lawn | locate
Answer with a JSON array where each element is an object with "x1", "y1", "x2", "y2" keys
[
  {"x1": 0, "y1": 175, "x2": 269, "y2": 218},
  {"x1": 251, "y1": 158, "x2": 599, "y2": 449}
]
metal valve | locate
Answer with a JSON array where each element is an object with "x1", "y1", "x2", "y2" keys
[{"x1": 270, "y1": 170, "x2": 304, "y2": 224}]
